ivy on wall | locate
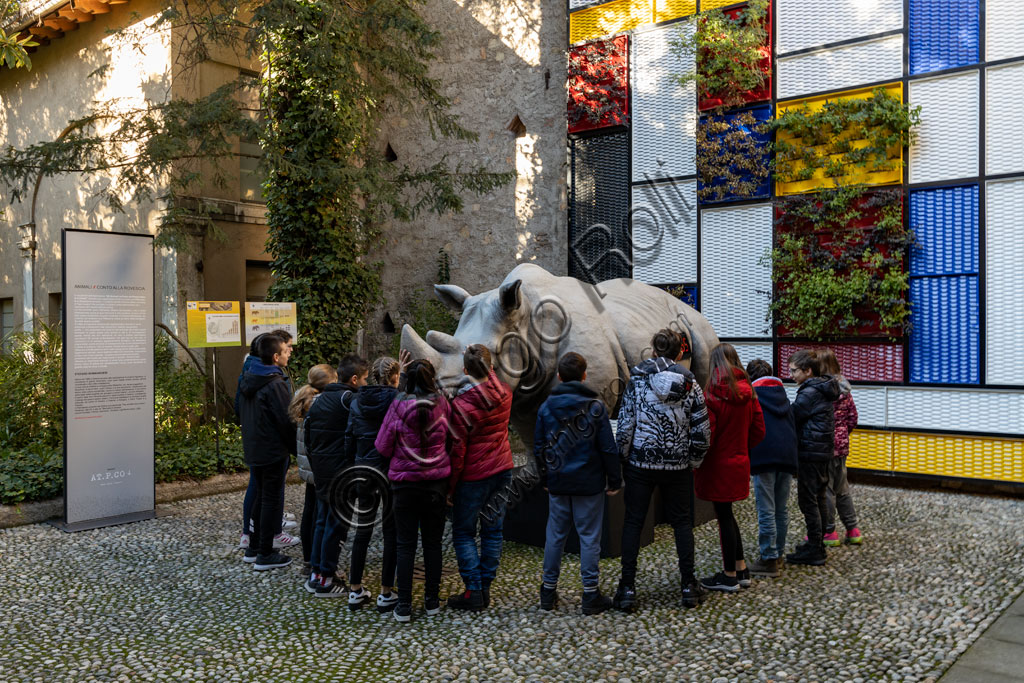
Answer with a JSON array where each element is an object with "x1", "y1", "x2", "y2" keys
[{"x1": 697, "y1": 110, "x2": 770, "y2": 202}]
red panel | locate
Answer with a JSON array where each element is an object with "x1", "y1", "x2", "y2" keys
[
  {"x1": 568, "y1": 36, "x2": 629, "y2": 134},
  {"x1": 698, "y1": 3, "x2": 773, "y2": 111},
  {"x1": 777, "y1": 343, "x2": 904, "y2": 383}
]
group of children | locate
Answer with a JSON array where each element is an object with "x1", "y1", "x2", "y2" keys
[{"x1": 234, "y1": 327, "x2": 861, "y2": 620}]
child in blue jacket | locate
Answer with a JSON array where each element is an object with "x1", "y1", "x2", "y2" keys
[{"x1": 533, "y1": 352, "x2": 622, "y2": 615}]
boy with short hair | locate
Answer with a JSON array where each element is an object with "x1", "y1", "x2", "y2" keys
[
  {"x1": 305, "y1": 353, "x2": 369, "y2": 596},
  {"x1": 786, "y1": 350, "x2": 839, "y2": 567},
  {"x1": 237, "y1": 334, "x2": 297, "y2": 570},
  {"x1": 745, "y1": 359, "x2": 798, "y2": 578},
  {"x1": 534, "y1": 352, "x2": 622, "y2": 615},
  {"x1": 447, "y1": 344, "x2": 514, "y2": 611}
]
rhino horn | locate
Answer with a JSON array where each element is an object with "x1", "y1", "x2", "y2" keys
[
  {"x1": 425, "y1": 330, "x2": 463, "y2": 355},
  {"x1": 401, "y1": 325, "x2": 442, "y2": 366}
]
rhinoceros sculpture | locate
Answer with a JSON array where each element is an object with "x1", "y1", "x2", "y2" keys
[{"x1": 401, "y1": 264, "x2": 720, "y2": 448}]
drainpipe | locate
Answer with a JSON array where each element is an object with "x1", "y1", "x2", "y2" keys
[{"x1": 18, "y1": 222, "x2": 36, "y2": 333}]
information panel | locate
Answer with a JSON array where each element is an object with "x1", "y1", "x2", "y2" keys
[
  {"x1": 186, "y1": 301, "x2": 241, "y2": 348},
  {"x1": 62, "y1": 229, "x2": 155, "y2": 529},
  {"x1": 244, "y1": 301, "x2": 298, "y2": 345}
]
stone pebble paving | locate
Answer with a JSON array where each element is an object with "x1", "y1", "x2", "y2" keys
[{"x1": 0, "y1": 483, "x2": 1021, "y2": 682}]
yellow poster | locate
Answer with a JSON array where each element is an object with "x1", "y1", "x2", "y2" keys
[
  {"x1": 186, "y1": 301, "x2": 242, "y2": 348},
  {"x1": 245, "y1": 301, "x2": 298, "y2": 345}
]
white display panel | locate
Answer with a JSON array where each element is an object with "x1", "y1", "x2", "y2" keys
[
  {"x1": 730, "y1": 342, "x2": 775, "y2": 370},
  {"x1": 631, "y1": 180, "x2": 698, "y2": 284},
  {"x1": 985, "y1": 62, "x2": 1024, "y2": 177},
  {"x1": 986, "y1": 0, "x2": 1024, "y2": 62},
  {"x1": 776, "y1": 0, "x2": 903, "y2": 55},
  {"x1": 887, "y1": 388, "x2": 1024, "y2": 435},
  {"x1": 985, "y1": 179, "x2": 1024, "y2": 385},
  {"x1": 909, "y1": 70, "x2": 980, "y2": 184},
  {"x1": 700, "y1": 204, "x2": 773, "y2": 338},
  {"x1": 777, "y1": 35, "x2": 903, "y2": 100}
]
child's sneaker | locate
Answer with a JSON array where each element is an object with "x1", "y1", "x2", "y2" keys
[
  {"x1": 376, "y1": 591, "x2": 398, "y2": 613},
  {"x1": 305, "y1": 573, "x2": 321, "y2": 594},
  {"x1": 823, "y1": 531, "x2": 841, "y2": 547},
  {"x1": 253, "y1": 552, "x2": 292, "y2": 571},
  {"x1": 424, "y1": 596, "x2": 441, "y2": 616},
  {"x1": 238, "y1": 533, "x2": 250, "y2": 550},
  {"x1": 845, "y1": 528, "x2": 864, "y2": 545},
  {"x1": 612, "y1": 582, "x2": 636, "y2": 613},
  {"x1": 786, "y1": 543, "x2": 827, "y2": 566},
  {"x1": 348, "y1": 587, "x2": 372, "y2": 610},
  {"x1": 273, "y1": 532, "x2": 300, "y2": 549},
  {"x1": 736, "y1": 567, "x2": 751, "y2": 588},
  {"x1": 539, "y1": 585, "x2": 558, "y2": 611},
  {"x1": 581, "y1": 588, "x2": 613, "y2": 615},
  {"x1": 281, "y1": 518, "x2": 298, "y2": 531},
  {"x1": 314, "y1": 579, "x2": 348, "y2": 599},
  {"x1": 701, "y1": 572, "x2": 740, "y2": 593},
  {"x1": 394, "y1": 603, "x2": 412, "y2": 623},
  {"x1": 748, "y1": 556, "x2": 780, "y2": 578},
  {"x1": 680, "y1": 578, "x2": 707, "y2": 609},
  {"x1": 242, "y1": 550, "x2": 258, "y2": 564},
  {"x1": 447, "y1": 589, "x2": 485, "y2": 611}
]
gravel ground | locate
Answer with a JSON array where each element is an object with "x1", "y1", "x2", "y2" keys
[{"x1": 0, "y1": 483, "x2": 1021, "y2": 682}]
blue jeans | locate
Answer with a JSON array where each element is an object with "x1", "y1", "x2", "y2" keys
[
  {"x1": 452, "y1": 471, "x2": 513, "y2": 591},
  {"x1": 753, "y1": 471, "x2": 793, "y2": 560},
  {"x1": 542, "y1": 493, "x2": 604, "y2": 590},
  {"x1": 310, "y1": 498, "x2": 350, "y2": 576}
]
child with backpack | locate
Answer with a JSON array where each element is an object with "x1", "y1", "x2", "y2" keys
[
  {"x1": 745, "y1": 359, "x2": 798, "y2": 578},
  {"x1": 816, "y1": 349, "x2": 863, "y2": 546},
  {"x1": 533, "y1": 352, "x2": 622, "y2": 615},
  {"x1": 785, "y1": 350, "x2": 839, "y2": 567}
]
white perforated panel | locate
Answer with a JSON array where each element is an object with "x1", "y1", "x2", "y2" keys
[
  {"x1": 569, "y1": 0, "x2": 598, "y2": 9},
  {"x1": 887, "y1": 388, "x2": 1024, "y2": 435},
  {"x1": 731, "y1": 343, "x2": 774, "y2": 370},
  {"x1": 987, "y1": 0, "x2": 1024, "y2": 61},
  {"x1": 985, "y1": 179, "x2": 1024, "y2": 386},
  {"x1": 909, "y1": 70, "x2": 980, "y2": 184},
  {"x1": 777, "y1": 0, "x2": 903, "y2": 55},
  {"x1": 776, "y1": 35, "x2": 903, "y2": 100},
  {"x1": 986, "y1": 63, "x2": 1024, "y2": 177},
  {"x1": 851, "y1": 386, "x2": 887, "y2": 429},
  {"x1": 631, "y1": 180, "x2": 698, "y2": 283},
  {"x1": 700, "y1": 204, "x2": 773, "y2": 338},
  {"x1": 632, "y1": 23, "x2": 697, "y2": 182}
]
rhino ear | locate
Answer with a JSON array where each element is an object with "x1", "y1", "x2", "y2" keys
[
  {"x1": 499, "y1": 279, "x2": 523, "y2": 315},
  {"x1": 434, "y1": 284, "x2": 471, "y2": 312}
]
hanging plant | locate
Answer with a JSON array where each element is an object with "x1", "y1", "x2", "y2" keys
[
  {"x1": 697, "y1": 109, "x2": 771, "y2": 202},
  {"x1": 765, "y1": 186, "x2": 915, "y2": 341},
  {"x1": 567, "y1": 36, "x2": 629, "y2": 134},
  {"x1": 672, "y1": 0, "x2": 771, "y2": 111},
  {"x1": 773, "y1": 87, "x2": 921, "y2": 187}
]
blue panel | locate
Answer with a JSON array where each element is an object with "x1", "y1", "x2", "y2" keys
[
  {"x1": 910, "y1": 0, "x2": 980, "y2": 75},
  {"x1": 909, "y1": 275, "x2": 980, "y2": 384},
  {"x1": 698, "y1": 105, "x2": 772, "y2": 204},
  {"x1": 656, "y1": 283, "x2": 699, "y2": 311},
  {"x1": 909, "y1": 185, "x2": 979, "y2": 277}
]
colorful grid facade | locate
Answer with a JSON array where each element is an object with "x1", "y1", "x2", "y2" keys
[{"x1": 565, "y1": 0, "x2": 1024, "y2": 486}]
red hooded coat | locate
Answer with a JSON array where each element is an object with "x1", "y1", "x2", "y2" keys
[{"x1": 694, "y1": 368, "x2": 766, "y2": 503}]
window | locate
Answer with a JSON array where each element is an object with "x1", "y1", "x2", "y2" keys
[
  {"x1": 246, "y1": 261, "x2": 274, "y2": 302},
  {"x1": 1, "y1": 298, "x2": 14, "y2": 353},
  {"x1": 239, "y1": 72, "x2": 265, "y2": 202}
]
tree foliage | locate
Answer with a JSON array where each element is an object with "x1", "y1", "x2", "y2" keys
[{"x1": 0, "y1": 1, "x2": 37, "y2": 70}]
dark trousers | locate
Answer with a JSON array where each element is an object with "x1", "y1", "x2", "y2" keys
[
  {"x1": 393, "y1": 484, "x2": 447, "y2": 605},
  {"x1": 300, "y1": 483, "x2": 317, "y2": 564},
  {"x1": 243, "y1": 459, "x2": 287, "y2": 535},
  {"x1": 249, "y1": 459, "x2": 288, "y2": 557},
  {"x1": 822, "y1": 457, "x2": 859, "y2": 533},
  {"x1": 311, "y1": 498, "x2": 350, "y2": 577},
  {"x1": 797, "y1": 459, "x2": 831, "y2": 549},
  {"x1": 711, "y1": 501, "x2": 745, "y2": 571},
  {"x1": 349, "y1": 487, "x2": 398, "y2": 588},
  {"x1": 620, "y1": 465, "x2": 696, "y2": 585}
]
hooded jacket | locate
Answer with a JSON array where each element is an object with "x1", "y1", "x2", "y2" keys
[
  {"x1": 449, "y1": 371, "x2": 514, "y2": 491},
  {"x1": 533, "y1": 381, "x2": 622, "y2": 496},
  {"x1": 237, "y1": 363, "x2": 295, "y2": 467},
  {"x1": 375, "y1": 394, "x2": 452, "y2": 484},
  {"x1": 305, "y1": 382, "x2": 357, "y2": 498},
  {"x1": 694, "y1": 368, "x2": 765, "y2": 503},
  {"x1": 344, "y1": 384, "x2": 400, "y2": 472},
  {"x1": 615, "y1": 357, "x2": 711, "y2": 470},
  {"x1": 832, "y1": 375, "x2": 859, "y2": 459},
  {"x1": 791, "y1": 375, "x2": 840, "y2": 462},
  {"x1": 748, "y1": 376, "x2": 798, "y2": 476}
]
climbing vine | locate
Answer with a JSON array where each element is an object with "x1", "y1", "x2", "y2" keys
[{"x1": 766, "y1": 187, "x2": 914, "y2": 340}]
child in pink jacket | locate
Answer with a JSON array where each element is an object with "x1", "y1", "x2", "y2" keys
[{"x1": 817, "y1": 349, "x2": 862, "y2": 546}]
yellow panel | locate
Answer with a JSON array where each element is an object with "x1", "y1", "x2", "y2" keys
[
  {"x1": 655, "y1": 0, "x2": 697, "y2": 23},
  {"x1": 775, "y1": 83, "x2": 904, "y2": 196},
  {"x1": 894, "y1": 433, "x2": 1024, "y2": 484},
  {"x1": 570, "y1": 0, "x2": 653, "y2": 44},
  {"x1": 848, "y1": 430, "x2": 893, "y2": 472},
  {"x1": 700, "y1": 0, "x2": 742, "y2": 9}
]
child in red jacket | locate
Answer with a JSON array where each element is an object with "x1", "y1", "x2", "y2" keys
[
  {"x1": 817, "y1": 349, "x2": 862, "y2": 546},
  {"x1": 696, "y1": 343, "x2": 765, "y2": 592}
]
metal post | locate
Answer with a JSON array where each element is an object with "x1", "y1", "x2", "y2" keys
[{"x1": 213, "y1": 348, "x2": 221, "y2": 466}]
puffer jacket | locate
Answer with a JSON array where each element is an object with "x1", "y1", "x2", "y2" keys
[
  {"x1": 305, "y1": 382, "x2": 357, "y2": 498},
  {"x1": 375, "y1": 394, "x2": 452, "y2": 483},
  {"x1": 237, "y1": 363, "x2": 295, "y2": 467},
  {"x1": 748, "y1": 376, "x2": 798, "y2": 476},
  {"x1": 449, "y1": 371, "x2": 514, "y2": 491},
  {"x1": 344, "y1": 384, "x2": 399, "y2": 473},
  {"x1": 791, "y1": 375, "x2": 840, "y2": 462},
  {"x1": 615, "y1": 357, "x2": 711, "y2": 470},
  {"x1": 694, "y1": 368, "x2": 765, "y2": 503},
  {"x1": 832, "y1": 375, "x2": 859, "y2": 458},
  {"x1": 296, "y1": 424, "x2": 314, "y2": 485}
]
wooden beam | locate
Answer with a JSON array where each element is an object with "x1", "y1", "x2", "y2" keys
[
  {"x1": 28, "y1": 25, "x2": 62, "y2": 39},
  {"x1": 74, "y1": 0, "x2": 112, "y2": 13},
  {"x1": 43, "y1": 15, "x2": 79, "y2": 32},
  {"x1": 58, "y1": 6, "x2": 94, "y2": 22}
]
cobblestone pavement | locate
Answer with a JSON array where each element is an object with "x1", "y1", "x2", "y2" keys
[{"x1": 0, "y1": 484, "x2": 1021, "y2": 682}]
